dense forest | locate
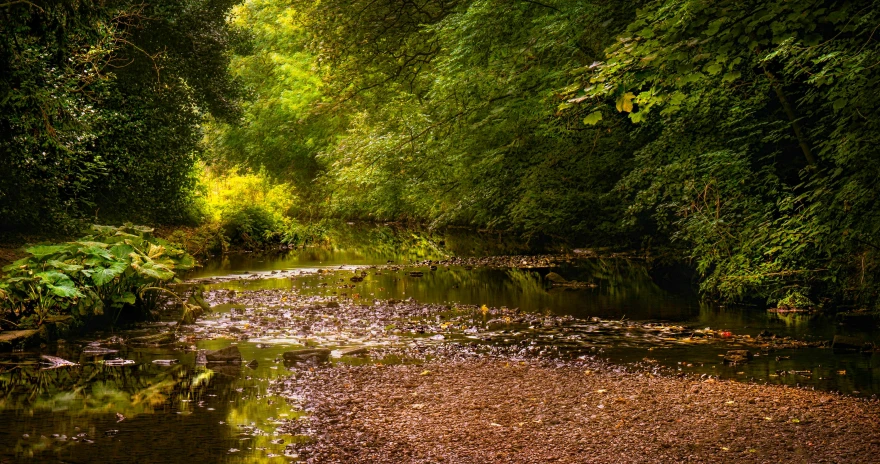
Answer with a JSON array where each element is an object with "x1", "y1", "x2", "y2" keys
[{"x1": 2, "y1": 0, "x2": 879, "y2": 311}]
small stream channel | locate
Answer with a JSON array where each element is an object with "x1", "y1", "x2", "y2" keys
[{"x1": 1, "y1": 224, "x2": 878, "y2": 462}]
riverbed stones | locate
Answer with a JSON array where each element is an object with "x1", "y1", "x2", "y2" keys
[{"x1": 205, "y1": 345, "x2": 243, "y2": 363}]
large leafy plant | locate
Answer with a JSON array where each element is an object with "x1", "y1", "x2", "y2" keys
[{"x1": 0, "y1": 224, "x2": 196, "y2": 329}]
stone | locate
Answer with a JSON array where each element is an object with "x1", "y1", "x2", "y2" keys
[
  {"x1": 283, "y1": 348, "x2": 331, "y2": 363},
  {"x1": 128, "y1": 332, "x2": 175, "y2": 346},
  {"x1": 832, "y1": 335, "x2": 874, "y2": 353},
  {"x1": 205, "y1": 345, "x2": 242, "y2": 363},
  {"x1": 0, "y1": 329, "x2": 39, "y2": 347},
  {"x1": 723, "y1": 350, "x2": 753, "y2": 364},
  {"x1": 545, "y1": 272, "x2": 569, "y2": 284},
  {"x1": 335, "y1": 346, "x2": 370, "y2": 357}
]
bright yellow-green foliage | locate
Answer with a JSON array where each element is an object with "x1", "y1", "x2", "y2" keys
[
  {"x1": 204, "y1": 0, "x2": 332, "y2": 186},
  {"x1": 201, "y1": 166, "x2": 297, "y2": 226}
]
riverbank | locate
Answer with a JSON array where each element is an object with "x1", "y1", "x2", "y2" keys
[{"x1": 273, "y1": 358, "x2": 880, "y2": 463}]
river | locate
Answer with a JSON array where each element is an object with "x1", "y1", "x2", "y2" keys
[{"x1": 1, "y1": 224, "x2": 878, "y2": 462}]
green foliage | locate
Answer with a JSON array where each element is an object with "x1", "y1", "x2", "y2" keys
[
  {"x1": 563, "y1": 0, "x2": 880, "y2": 308},
  {"x1": 222, "y1": 205, "x2": 280, "y2": 248},
  {"x1": 280, "y1": 220, "x2": 330, "y2": 248},
  {"x1": 0, "y1": 0, "x2": 244, "y2": 230},
  {"x1": 207, "y1": 0, "x2": 880, "y2": 310},
  {"x1": 0, "y1": 224, "x2": 196, "y2": 329}
]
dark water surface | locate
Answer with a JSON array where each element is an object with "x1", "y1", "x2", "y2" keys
[{"x1": 1, "y1": 224, "x2": 878, "y2": 462}]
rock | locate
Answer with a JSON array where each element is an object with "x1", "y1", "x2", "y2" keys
[
  {"x1": 205, "y1": 345, "x2": 242, "y2": 363},
  {"x1": 0, "y1": 329, "x2": 39, "y2": 347},
  {"x1": 325, "y1": 301, "x2": 341, "y2": 308},
  {"x1": 246, "y1": 359, "x2": 259, "y2": 369},
  {"x1": 545, "y1": 272, "x2": 568, "y2": 284},
  {"x1": 283, "y1": 348, "x2": 331, "y2": 363},
  {"x1": 723, "y1": 350, "x2": 753, "y2": 364},
  {"x1": 335, "y1": 346, "x2": 370, "y2": 357},
  {"x1": 40, "y1": 355, "x2": 78, "y2": 369},
  {"x1": 128, "y1": 332, "x2": 175, "y2": 346},
  {"x1": 409, "y1": 271, "x2": 424, "y2": 277},
  {"x1": 152, "y1": 359, "x2": 179, "y2": 366},
  {"x1": 832, "y1": 335, "x2": 874, "y2": 353},
  {"x1": 82, "y1": 345, "x2": 119, "y2": 355},
  {"x1": 104, "y1": 359, "x2": 136, "y2": 366}
]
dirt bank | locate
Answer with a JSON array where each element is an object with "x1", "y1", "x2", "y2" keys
[{"x1": 273, "y1": 359, "x2": 880, "y2": 463}]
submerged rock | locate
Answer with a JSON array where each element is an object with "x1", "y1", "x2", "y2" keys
[
  {"x1": 205, "y1": 345, "x2": 243, "y2": 363},
  {"x1": 832, "y1": 335, "x2": 874, "y2": 353},
  {"x1": 723, "y1": 350, "x2": 753, "y2": 364}
]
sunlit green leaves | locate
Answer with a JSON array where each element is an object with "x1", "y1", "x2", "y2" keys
[
  {"x1": 0, "y1": 224, "x2": 196, "y2": 328},
  {"x1": 616, "y1": 92, "x2": 635, "y2": 113},
  {"x1": 583, "y1": 111, "x2": 604, "y2": 125}
]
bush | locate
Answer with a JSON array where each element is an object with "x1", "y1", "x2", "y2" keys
[
  {"x1": 222, "y1": 205, "x2": 281, "y2": 248},
  {"x1": 0, "y1": 224, "x2": 196, "y2": 329}
]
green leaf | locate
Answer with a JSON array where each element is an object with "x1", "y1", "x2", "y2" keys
[
  {"x1": 2, "y1": 257, "x2": 32, "y2": 272},
  {"x1": 134, "y1": 262, "x2": 175, "y2": 281},
  {"x1": 46, "y1": 283, "x2": 83, "y2": 299},
  {"x1": 832, "y1": 98, "x2": 847, "y2": 111},
  {"x1": 47, "y1": 260, "x2": 84, "y2": 273},
  {"x1": 706, "y1": 19, "x2": 725, "y2": 36},
  {"x1": 26, "y1": 245, "x2": 70, "y2": 259},
  {"x1": 706, "y1": 63, "x2": 723, "y2": 75},
  {"x1": 722, "y1": 71, "x2": 741, "y2": 82},
  {"x1": 91, "y1": 261, "x2": 128, "y2": 286},
  {"x1": 583, "y1": 111, "x2": 603, "y2": 125},
  {"x1": 109, "y1": 244, "x2": 135, "y2": 261},
  {"x1": 616, "y1": 92, "x2": 635, "y2": 113},
  {"x1": 35, "y1": 271, "x2": 82, "y2": 298},
  {"x1": 111, "y1": 292, "x2": 136, "y2": 306}
]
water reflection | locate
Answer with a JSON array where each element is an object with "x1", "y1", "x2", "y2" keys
[
  {"x1": 0, "y1": 341, "x2": 304, "y2": 463},
  {"x1": 190, "y1": 223, "x2": 540, "y2": 279},
  {"x1": 2, "y1": 224, "x2": 879, "y2": 462}
]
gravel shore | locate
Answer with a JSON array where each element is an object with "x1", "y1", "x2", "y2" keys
[{"x1": 273, "y1": 359, "x2": 880, "y2": 463}]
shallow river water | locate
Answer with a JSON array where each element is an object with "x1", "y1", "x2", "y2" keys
[{"x1": 1, "y1": 224, "x2": 878, "y2": 462}]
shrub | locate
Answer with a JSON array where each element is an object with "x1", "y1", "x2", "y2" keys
[{"x1": 0, "y1": 224, "x2": 196, "y2": 329}]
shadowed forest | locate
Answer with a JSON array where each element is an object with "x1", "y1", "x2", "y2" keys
[{"x1": 4, "y1": 0, "x2": 880, "y2": 312}]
